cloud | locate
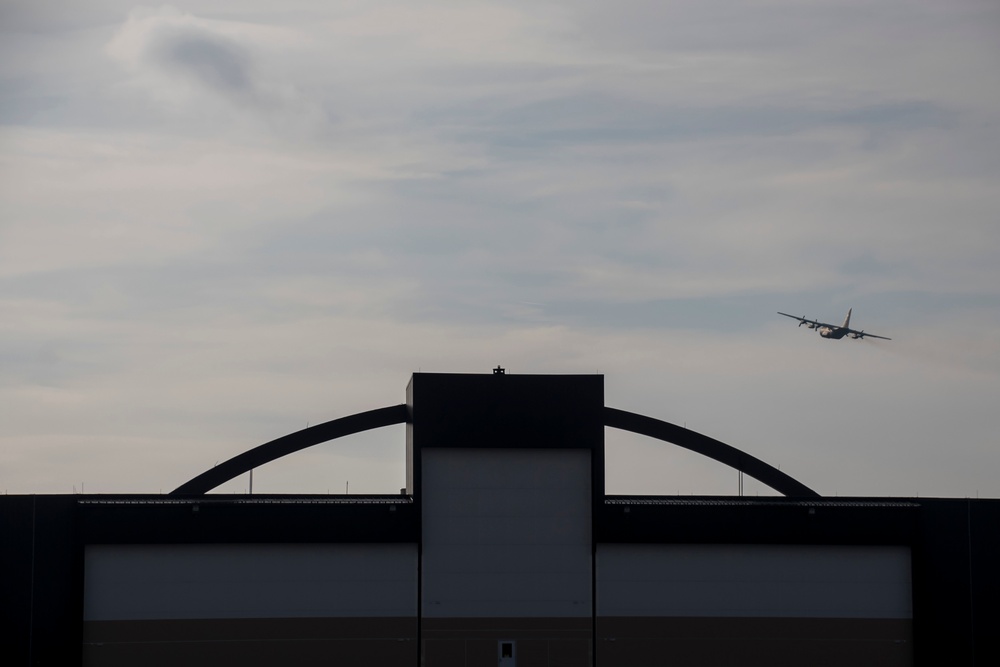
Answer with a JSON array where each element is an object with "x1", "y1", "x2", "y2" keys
[
  {"x1": 106, "y1": 7, "x2": 256, "y2": 101},
  {"x1": 150, "y1": 26, "x2": 255, "y2": 98},
  {"x1": 104, "y1": 5, "x2": 325, "y2": 133}
]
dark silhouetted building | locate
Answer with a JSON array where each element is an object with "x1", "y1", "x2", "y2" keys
[{"x1": 3, "y1": 372, "x2": 996, "y2": 666}]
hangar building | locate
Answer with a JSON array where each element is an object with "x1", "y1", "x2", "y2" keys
[{"x1": 3, "y1": 371, "x2": 997, "y2": 666}]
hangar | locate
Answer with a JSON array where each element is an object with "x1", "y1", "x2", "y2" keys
[{"x1": 3, "y1": 371, "x2": 997, "y2": 666}]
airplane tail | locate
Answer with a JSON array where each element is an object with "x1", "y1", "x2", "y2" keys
[{"x1": 842, "y1": 308, "x2": 852, "y2": 329}]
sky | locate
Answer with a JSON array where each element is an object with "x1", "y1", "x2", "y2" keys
[{"x1": 2, "y1": 1, "x2": 999, "y2": 499}]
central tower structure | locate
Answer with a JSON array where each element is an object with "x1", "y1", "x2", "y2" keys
[{"x1": 407, "y1": 372, "x2": 604, "y2": 665}]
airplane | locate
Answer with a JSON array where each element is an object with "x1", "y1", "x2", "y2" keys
[{"x1": 777, "y1": 308, "x2": 891, "y2": 340}]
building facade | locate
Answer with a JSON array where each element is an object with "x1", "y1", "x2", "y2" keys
[{"x1": 3, "y1": 372, "x2": 997, "y2": 666}]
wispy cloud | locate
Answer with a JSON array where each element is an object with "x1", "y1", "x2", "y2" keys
[{"x1": 104, "y1": 6, "x2": 327, "y2": 135}]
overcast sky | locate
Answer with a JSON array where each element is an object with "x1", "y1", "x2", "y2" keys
[{"x1": 2, "y1": 1, "x2": 999, "y2": 498}]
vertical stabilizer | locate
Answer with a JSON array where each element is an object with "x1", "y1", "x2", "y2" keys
[{"x1": 842, "y1": 308, "x2": 852, "y2": 329}]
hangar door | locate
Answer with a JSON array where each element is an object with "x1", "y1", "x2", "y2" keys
[
  {"x1": 83, "y1": 543, "x2": 417, "y2": 667},
  {"x1": 597, "y1": 544, "x2": 912, "y2": 667}
]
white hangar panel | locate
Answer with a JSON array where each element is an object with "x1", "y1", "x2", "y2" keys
[
  {"x1": 84, "y1": 543, "x2": 417, "y2": 621},
  {"x1": 421, "y1": 448, "x2": 592, "y2": 618},
  {"x1": 597, "y1": 544, "x2": 912, "y2": 619}
]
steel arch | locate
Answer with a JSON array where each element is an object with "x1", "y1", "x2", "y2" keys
[
  {"x1": 604, "y1": 407, "x2": 819, "y2": 497},
  {"x1": 170, "y1": 405, "x2": 408, "y2": 495},
  {"x1": 170, "y1": 403, "x2": 818, "y2": 497}
]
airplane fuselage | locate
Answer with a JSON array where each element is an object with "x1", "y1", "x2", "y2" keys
[{"x1": 818, "y1": 327, "x2": 847, "y2": 339}]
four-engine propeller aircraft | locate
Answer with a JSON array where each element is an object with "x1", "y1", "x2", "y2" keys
[{"x1": 777, "y1": 308, "x2": 891, "y2": 340}]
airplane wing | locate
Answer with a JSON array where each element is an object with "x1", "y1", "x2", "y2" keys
[
  {"x1": 845, "y1": 328, "x2": 891, "y2": 341},
  {"x1": 777, "y1": 312, "x2": 827, "y2": 329}
]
